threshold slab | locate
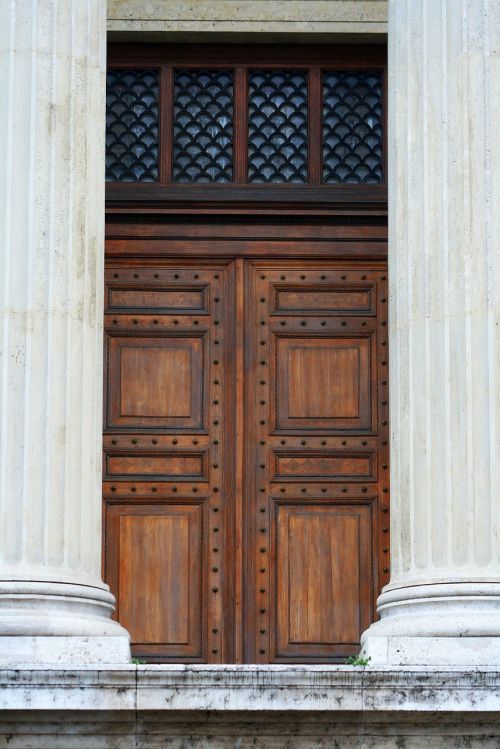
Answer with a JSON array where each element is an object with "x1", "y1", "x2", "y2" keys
[{"x1": 1, "y1": 665, "x2": 499, "y2": 713}]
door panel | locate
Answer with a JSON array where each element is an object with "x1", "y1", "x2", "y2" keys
[
  {"x1": 271, "y1": 450, "x2": 376, "y2": 482},
  {"x1": 106, "y1": 503, "x2": 204, "y2": 658},
  {"x1": 274, "y1": 503, "x2": 373, "y2": 658},
  {"x1": 274, "y1": 335, "x2": 373, "y2": 431},
  {"x1": 103, "y1": 261, "x2": 235, "y2": 662},
  {"x1": 107, "y1": 334, "x2": 205, "y2": 429},
  {"x1": 245, "y1": 261, "x2": 388, "y2": 662},
  {"x1": 271, "y1": 285, "x2": 376, "y2": 315}
]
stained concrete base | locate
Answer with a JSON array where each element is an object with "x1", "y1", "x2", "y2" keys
[{"x1": 1, "y1": 665, "x2": 500, "y2": 747}]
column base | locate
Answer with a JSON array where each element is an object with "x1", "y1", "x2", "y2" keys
[
  {"x1": 361, "y1": 634, "x2": 500, "y2": 666},
  {"x1": 361, "y1": 582, "x2": 500, "y2": 666},
  {"x1": 0, "y1": 581, "x2": 130, "y2": 665},
  {"x1": 0, "y1": 636, "x2": 130, "y2": 666}
]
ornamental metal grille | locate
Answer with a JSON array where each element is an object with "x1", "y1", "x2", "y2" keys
[
  {"x1": 105, "y1": 58, "x2": 386, "y2": 189},
  {"x1": 322, "y1": 71, "x2": 383, "y2": 184},
  {"x1": 173, "y1": 69, "x2": 233, "y2": 183},
  {"x1": 248, "y1": 71, "x2": 308, "y2": 184},
  {"x1": 106, "y1": 69, "x2": 159, "y2": 182}
]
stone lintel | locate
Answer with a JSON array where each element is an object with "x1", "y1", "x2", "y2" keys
[{"x1": 106, "y1": 0, "x2": 388, "y2": 42}]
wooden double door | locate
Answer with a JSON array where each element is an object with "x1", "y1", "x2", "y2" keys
[{"x1": 103, "y1": 252, "x2": 389, "y2": 663}]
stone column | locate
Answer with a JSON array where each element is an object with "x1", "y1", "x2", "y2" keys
[
  {"x1": 0, "y1": 1, "x2": 129, "y2": 664},
  {"x1": 361, "y1": 0, "x2": 500, "y2": 665}
]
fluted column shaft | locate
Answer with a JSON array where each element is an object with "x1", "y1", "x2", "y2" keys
[
  {"x1": 0, "y1": 0, "x2": 129, "y2": 664},
  {"x1": 362, "y1": 0, "x2": 500, "y2": 665}
]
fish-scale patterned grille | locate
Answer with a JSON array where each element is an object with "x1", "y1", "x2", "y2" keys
[
  {"x1": 323, "y1": 71, "x2": 383, "y2": 184},
  {"x1": 173, "y1": 69, "x2": 233, "y2": 183},
  {"x1": 106, "y1": 69, "x2": 159, "y2": 182},
  {"x1": 248, "y1": 70, "x2": 308, "y2": 184}
]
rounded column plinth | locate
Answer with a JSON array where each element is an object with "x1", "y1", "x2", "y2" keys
[
  {"x1": 0, "y1": 581, "x2": 130, "y2": 665},
  {"x1": 361, "y1": 582, "x2": 500, "y2": 665}
]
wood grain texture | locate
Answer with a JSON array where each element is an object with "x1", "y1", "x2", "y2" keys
[
  {"x1": 275, "y1": 335, "x2": 372, "y2": 430},
  {"x1": 107, "y1": 286, "x2": 208, "y2": 313},
  {"x1": 286, "y1": 343, "x2": 361, "y2": 417},
  {"x1": 107, "y1": 503, "x2": 203, "y2": 657},
  {"x1": 272, "y1": 285, "x2": 375, "y2": 314},
  {"x1": 103, "y1": 249, "x2": 389, "y2": 664},
  {"x1": 275, "y1": 503, "x2": 372, "y2": 656},
  {"x1": 107, "y1": 334, "x2": 204, "y2": 428},
  {"x1": 272, "y1": 451, "x2": 375, "y2": 481},
  {"x1": 105, "y1": 450, "x2": 207, "y2": 480},
  {"x1": 104, "y1": 261, "x2": 235, "y2": 662},
  {"x1": 244, "y1": 260, "x2": 389, "y2": 662}
]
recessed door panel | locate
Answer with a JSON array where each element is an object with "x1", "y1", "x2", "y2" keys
[
  {"x1": 274, "y1": 502, "x2": 373, "y2": 658},
  {"x1": 274, "y1": 335, "x2": 373, "y2": 431},
  {"x1": 106, "y1": 334, "x2": 205, "y2": 430},
  {"x1": 106, "y1": 503, "x2": 204, "y2": 658},
  {"x1": 271, "y1": 284, "x2": 376, "y2": 315},
  {"x1": 104, "y1": 450, "x2": 208, "y2": 481},
  {"x1": 271, "y1": 450, "x2": 376, "y2": 482},
  {"x1": 107, "y1": 285, "x2": 209, "y2": 314}
]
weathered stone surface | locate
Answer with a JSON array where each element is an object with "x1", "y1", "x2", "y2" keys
[
  {"x1": 107, "y1": 0, "x2": 388, "y2": 41},
  {"x1": 1, "y1": 667, "x2": 500, "y2": 747},
  {"x1": 1, "y1": 665, "x2": 500, "y2": 712}
]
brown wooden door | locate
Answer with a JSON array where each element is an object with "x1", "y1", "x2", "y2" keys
[
  {"x1": 244, "y1": 261, "x2": 388, "y2": 662},
  {"x1": 103, "y1": 249, "x2": 389, "y2": 663},
  {"x1": 104, "y1": 260, "x2": 237, "y2": 662}
]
